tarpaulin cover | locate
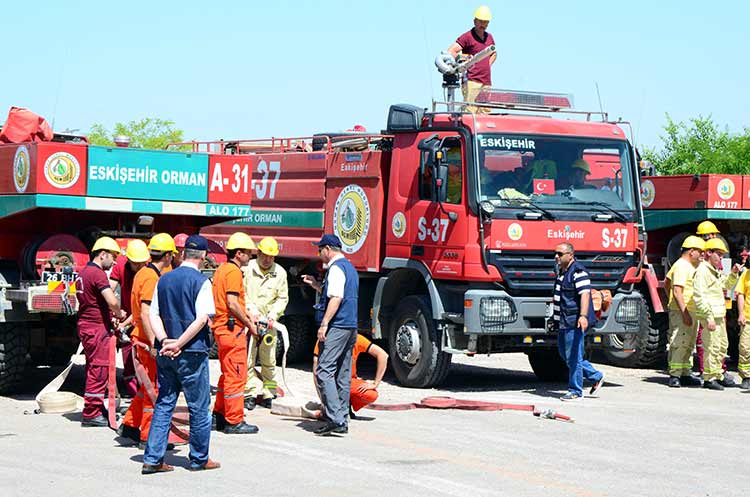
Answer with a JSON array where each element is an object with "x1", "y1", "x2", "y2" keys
[{"x1": 0, "y1": 106, "x2": 54, "y2": 143}]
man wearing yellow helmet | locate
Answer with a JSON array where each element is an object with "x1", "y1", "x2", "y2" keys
[
  {"x1": 211, "y1": 232, "x2": 261, "y2": 434},
  {"x1": 447, "y1": 5, "x2": 497, "y2": 114},
  {"x1": 570, "y1": 159, "x2": 594, "y2": 189},
  {"x1": 77, "y1": 236, "x2": 127, "y2": 427},
  {"x1": 110, "y1": 239, "x2": 150, "y2": 398},
  {"x1": 692, "y1": 237, "x2": 740, "y2": 390},
  {"x1": 243, "y1": 237, "x2": 289, "y2": 409},
  {"x1": 696, "y1": 220, "x2": 720, "y2": 241},
  {"x1": 664, "y1": 236, "x2": 704, "y2": 388}
]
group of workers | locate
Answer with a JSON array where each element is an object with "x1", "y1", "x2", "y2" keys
[
  {"x1": 665, "y1": 220, "x2": 750, "y2": 391},
  {"x1": 74, "y1": 229, "x2": 385, "y2": 473}
]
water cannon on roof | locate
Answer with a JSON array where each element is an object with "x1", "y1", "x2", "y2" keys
[{"x1": 435, "y1": 45, "x2": 496, "y2": 111}]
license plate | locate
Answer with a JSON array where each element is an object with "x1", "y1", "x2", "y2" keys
[{"x1": 41, "y1": 271, "x2": 78, "y2": 283}]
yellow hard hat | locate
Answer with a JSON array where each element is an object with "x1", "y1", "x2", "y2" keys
[
  {"x1": 257, "y1": 237, "x2": 279, "y2": 257},
  {"x1": 474, "y1": 5, "x2": 492, "y2": 21},
  {"x1": 696, "y1": 220, "x2": 720, "y2": 236},
  {"x1": 91, "y1": 236, "x2": 121, "y2": 255},
  {"x1": 681, "y1": 236, "x2": 705, "y2": 251},
  {"x1": 571, "y1": 159, "x2": 591, "y2": 174},
  {"x1": 125, "y1": 239, "x2": 150, "y2": 263},
  {"x1": 148, "y1": 233, "x2": 177, "y2": 253},
  {"x1": 226, "y1": 232, "x2": 256, "y2": 251},
  {"x1": 704, "y1": 237, "x2": 728, "y2": 253}
]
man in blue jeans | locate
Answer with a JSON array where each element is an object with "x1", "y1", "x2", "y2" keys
[
  {"x1": 552, "y1": 242, "x2": 605, "y2": 401},
  {"x1": 142, "y1": 235, "x2": 220, "y2": 474}
]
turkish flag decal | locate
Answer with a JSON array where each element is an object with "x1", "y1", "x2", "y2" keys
[{"x1": 533, "y1": 179, "x2": 555, "y2": 195}]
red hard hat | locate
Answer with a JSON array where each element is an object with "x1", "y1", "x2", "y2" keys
[{"x1": 174, "y1": 233, "x2": 188, "y2": 248}]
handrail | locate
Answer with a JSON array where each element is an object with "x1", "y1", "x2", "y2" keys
[
  {"x1": 431, "y1": 100, "x2": 609, "y2": 122},
  {"x1": 167, "y1": 134, "x2": 394, "y2": 155}
]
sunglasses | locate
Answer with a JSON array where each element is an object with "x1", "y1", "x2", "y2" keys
[{"x1": 554, "y1": 251, "x2": 570, "y2": 257}]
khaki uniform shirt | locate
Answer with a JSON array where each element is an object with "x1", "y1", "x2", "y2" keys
[
  {"x1": 243, "y1": 259, "x2": 289, "y2": 321},
  {"x1": 692, "y1": 260, "x2": 738, "y2": 322}
]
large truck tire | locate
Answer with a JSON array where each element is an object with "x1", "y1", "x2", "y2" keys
[
  {"x1": 603, "y1": 298, "x2": 667, "y2": 368},
  {"x1": 276, "y1": 315, "x2": 314, "y2": 364},
  {"x1": 0, "y1": 324, "x2": 30, "y2": 394},
  {"x1": 387, "y1": 295, "x2": 451, "y2": 388},
  {"x1": 527, "y1": 349, "x2": 569, "y2": 381}
]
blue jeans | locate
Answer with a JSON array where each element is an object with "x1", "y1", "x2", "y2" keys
[
  {"x1": 558, "y1": 327, "x2": 603, "y2": 396},
  {"x1": 143, "y1": 352, "x2": 211, "y2": 469}
]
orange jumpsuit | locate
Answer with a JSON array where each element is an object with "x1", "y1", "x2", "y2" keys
[
  {"x1": 121, "y1": 263, "x2": 164, "y2": 442},
  {"x1": 212, "y1": 261, "x2": 248, "y2": 425},
  {"x1": 315, "y1": 334, "x2": 379, "y2": 412}
]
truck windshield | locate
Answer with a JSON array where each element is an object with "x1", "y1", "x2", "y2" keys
[{"x1": 476, "y1": 134, "x2": 635, "y2": 213}]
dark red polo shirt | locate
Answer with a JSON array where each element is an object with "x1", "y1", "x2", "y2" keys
[
  {"x1": 456, "y1": 28, "x2": 495, "y2": 85},
  {"x1": 77, "y1": 262, "x2": 112, "y2": 328}
]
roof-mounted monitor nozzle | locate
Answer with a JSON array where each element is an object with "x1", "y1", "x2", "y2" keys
[{"x1": 434, "y1": 45, "x2": 496, "y2": 111}]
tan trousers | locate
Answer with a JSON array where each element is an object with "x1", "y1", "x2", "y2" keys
[
  {"x1": 245, "y1": 329, "x2": 277, "y2": 399},
  {"x1": 699, "y1": 317, "x2": 727, "y2": 382},
  {"x1": 667, "y1": 309, "x2": 699, "y2": 377},
  {"x1": 462, "y1": 80, "x2": 490, "y2": 114},
  {"x1": 739, "y1": 323, "x2": 750, "y2": 379}
]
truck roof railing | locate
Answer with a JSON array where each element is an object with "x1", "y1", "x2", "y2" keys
[
  {"x1": 168, "y1": 134, "x2": 392, "y2": 155},
  {"x1": 432, "y1": 88, "x2": 609, "y2": 121}
]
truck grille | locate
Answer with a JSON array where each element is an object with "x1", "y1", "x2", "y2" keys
[
  {"x1": 31, "y1": 294, "x2": 78, "y2": 313},
  {"x1": 487, "y1": 251, "x2": 633, "y2": 294}
]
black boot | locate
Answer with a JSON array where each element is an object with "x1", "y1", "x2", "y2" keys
[
  {"x1": 117, "y1": 423, "x2": 141, "y2": 442},
  {"x1": 81, "y1": 415, "x2": 108, "y2": 427},
  {"x1": 212, "y1": 413, "x2": 226, "y2": 431},
  {"x1": 704, "y1": 380, "x2": 725, "y2": 391},
  {"x1": 244, "y1": 397, "x2": 257, "y2": 410},
  {"x1": 668, "y1": 376, "x2": 681, "y2": 388},
  {"x1": 223, "y1": 421, "x2": 259, "y2": 434}
]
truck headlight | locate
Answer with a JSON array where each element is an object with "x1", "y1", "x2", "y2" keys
[
  {"x1": 615, "y1": 298, "x2": 641, "y2": 324},
  {"x1": 480, "y1": 297, "x2": 517, "y2": 328}
]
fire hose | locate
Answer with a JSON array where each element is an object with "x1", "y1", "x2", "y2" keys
[{"x1": 366, "y1": 396, "x2": 574, "y2": 423}]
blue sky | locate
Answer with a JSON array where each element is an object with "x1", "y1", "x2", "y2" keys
[{"x1": 1, "y1": 1, "x2": 748, "y2": 151}]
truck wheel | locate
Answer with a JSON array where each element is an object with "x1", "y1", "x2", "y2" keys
[
  {"x1": 388, "y1": 296, "x2": 451, "y2": 388},
  {"x1": 527, "y1": 349, "x2": 569, "y2": 381},
  {"x1": 276, "y1": 315, "x2": 313, "y2": 364},
  {"x1": 603, "y1": 298, "x2": 667, "y2": 368},
  {"x1": 0, "y1": 324, "x2": 30, "y2": 394}
]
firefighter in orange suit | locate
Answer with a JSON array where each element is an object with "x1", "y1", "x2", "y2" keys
[
  {"x1": 119, "y1": 233, "x2": 182, "y2": 448},
  {"x1": 211, "y1": 232, "x2": 260, "y2": 434}
]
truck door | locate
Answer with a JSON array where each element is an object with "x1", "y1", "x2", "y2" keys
[{"x1": 410, "y1": 134, "x2": 467, "y2": 278}]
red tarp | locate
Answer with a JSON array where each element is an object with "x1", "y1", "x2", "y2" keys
[{"x1": 0, "y1": 107, "x2": 54, "y2": 143}]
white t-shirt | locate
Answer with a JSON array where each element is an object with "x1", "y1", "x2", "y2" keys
[{"x1": 326, "y1": 253, "x2": 347, "y2": 298}]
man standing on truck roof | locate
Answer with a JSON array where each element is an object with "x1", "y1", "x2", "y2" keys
[
  {"x1": 447, "y1": 5, "x2": 497, "y2": 114},
  {"x1": 77, "y1": 236, "x2": 127, "y2": 427},
  {"x1": 303, "y1": 234, "x2": 359, "y2": 435},
  {"x1": 211, "y1": 232, "x2": 260, "y2": 434},
  {"x1": 692, "y1": 237, "x2": 740, "y2": 390},
  {"x1": 110, "y1": 239, "x2": 150, "y2": 398},
  {"x1": 243, "y1": 236, "x2": 289, "y2": 410},
  {"x1": 552, "y1": 242, "x2": 605, "y2": 402},
  {"x1": 664, "y1": 236, "x2": 705, "y2": 388},
  {"x1": 119, "y1": 233, "x2": 185, "y2": 448}
]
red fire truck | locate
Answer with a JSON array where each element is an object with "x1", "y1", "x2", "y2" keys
[
  {"x1": 0, "y1": 132, "x2": 247, "y2": 393},
  {"x1": 192, "y1": 88, "x2": 651, "y2": 387}
]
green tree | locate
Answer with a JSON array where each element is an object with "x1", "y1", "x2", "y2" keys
[
  {"x1": 643, "y1": 115, "x2": 750, "y2": 175},
  {"x1": 87, "y1": 118, "x2": 189, "y2": 150}
]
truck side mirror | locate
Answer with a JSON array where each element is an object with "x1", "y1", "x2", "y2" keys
[{"x1": 433, "y1": 152, "x2": 449, "y2": 203}]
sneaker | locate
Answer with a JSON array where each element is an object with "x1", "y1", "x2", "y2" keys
[
  {"x1": 314, "y1": 422, "x2": 347, "y2": 436},
  {"x1": 589, "y1": 372, "x2": 606, "y2": 396},
  {"x1": 223, "y1": 421, "x2": 259, "y2": 434},
  {"x1": 244, "y1": 397, "x2": 257, "y2": 410},
  {"x1": 704, "y1": 380, "x2": 725, "y2": 391},
  {"x1": 668, "y1": 376, "x2": 681, "y2": 388},
  {"x1": 680, "y1": 375, "x2": 703, "y2": 387},
  {"x1": 81, "y1": 415, "x2": 109, "y2": 427},
  {"x1": 740, "y1": 378, "x2": 750, "y2": 390},
  {"x1": 560, "y1": 392, "x2": 583, "y2": 402},
  {"x1": 117, "y1": 423, "x2": 141, "y2": 442},
  {"x1": 720, "y1": 374, "x2": 737, "y2": 388}
]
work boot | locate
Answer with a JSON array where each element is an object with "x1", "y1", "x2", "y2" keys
[
  {"x1": 668, "y1": 376, "x2": 681, "y2": 388},
  {"x1": 741, "y1": 378, "x2": 750, "y2": 390},
  {"x1": 260, "y1": 398, "x2": 273, "y2": 409},
  {"x1": 117, "y1": 423, "x2": 141, "y2": 442},
  {"x1": 680, "y1": 375, "x2": 703, "y2": 387},
  {"x1": 244, "y1": 397, "x2": 257, "y2": 410},
  {"x1": 223, "y1": 421, "x2": 259, "y2": 434},
  {"x1": 313, "y1": 422, "x2": 348, "y2": 436},
  {"x1": 81, "y1": 415, "x2": 109, "y2": 427},
  {"x1": 720, "y1": 374, "x2": 737, "y2": 388},
  {"x1": 704, "y1": 380, "x2": 725, "y2": 391},
  {"x1": 212, "y1": 412, "x2": 226, "y2": 431},
  {"x1": 189, "y1": 459, "x2": 221, "y2": 471},
  {"x1": 141, "y1": 463, "x2": 174, "y2": 475}
]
